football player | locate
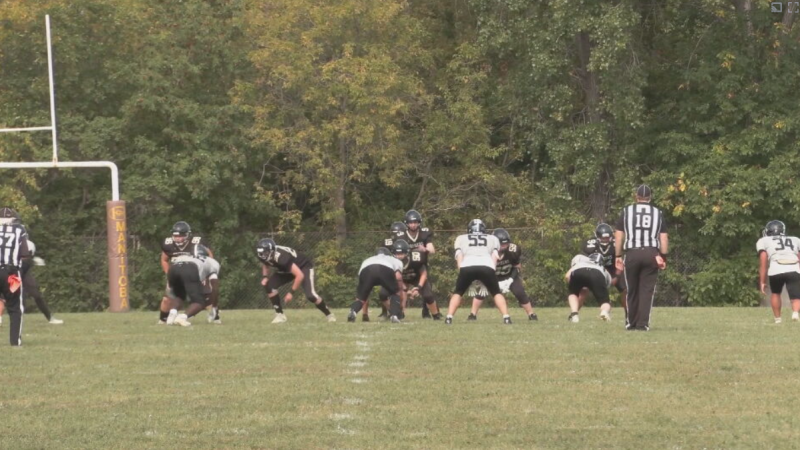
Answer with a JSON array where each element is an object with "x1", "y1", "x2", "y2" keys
[
  {"x1": 564, "y1": 252, "x2": 612, "y2": 323},
  {"x1": 157, "y1": 221, "x2": 213, "y2": 324},
  {"x1": 580, "y1": 223, "x2": 627, "y2": 315},
  {"x1": 196, "y1": 245, "x2": 221, "y2": 324},
  {"x1": 256, "y1": 238, "x2": 335, "y2": 324},
  {"x1": 403, "y1": 210, "x2": 436, "y2": 318},
  {"x1": 378, "y1": 242, "x2": 442, "y2": 320},
  {"x1": 467, "y1": 228, "x2": 537, "y2": 321},
  {"x1": 445, "y1": 219, "x2": 512, "y2": 324},
  {"x1": 164, "y1": 252, "x2": 216, "y2": 327},
  {"x1": 365, "y1": 221, "x2": 408, "y2": 322},
  {"x1": 347, "y1": 240, "x2": 409, "y2": 323},
  {"x1": 757, "y1": 220, "x2": 800, "y2": 323}
]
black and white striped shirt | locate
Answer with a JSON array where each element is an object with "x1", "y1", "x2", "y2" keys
[
  {"x1": 615, "y1": 203, "x2": 667, "y2": 250},
  {"x1": 0, "y1": 224, "x2": 30, "y2": 267}
]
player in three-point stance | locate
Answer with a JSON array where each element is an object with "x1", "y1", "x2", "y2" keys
[
  {"x1": 347, "y1": 240, "x2": 410, "y2": 323},
  {"x1": 256, "y1": 238, "x2": 335, "y2": 324},
  {"x1": 579, "y1": 223, "x2": 624, "y2": 320},
  {"x1": 757, "y1": 220, "x2": 800, "y2": 324},
  {"x1": 467, "y1": 228, "x2": 538, "y2": 321},
  {"x1": 445, "y1": 219, "x2": 512, "y2": 325},
  {"x1": 158, "y1": 221, "x2": 214, "y2": 324},
  {"x1": 378, "y1": 240, "x2": 442, "y2": 320},
  {"x1": 363, "y1": 221, "x2": 408, "y2": 322},
  {"x1": 564, "y1": 252, "x2": 612, "y2": 323}
]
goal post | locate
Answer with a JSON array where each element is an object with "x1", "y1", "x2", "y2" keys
[{"x1": 0, "y1": 16, "x2": 129, "y2": 312}]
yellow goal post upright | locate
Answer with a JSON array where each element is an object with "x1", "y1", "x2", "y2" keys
[{"x1": 0, "y1": 15, "x2": 129, "y2": 312}]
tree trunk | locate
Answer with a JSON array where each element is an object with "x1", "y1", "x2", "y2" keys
[
  {"x1": 576, "y1": 31, "x2": 609, "y2": 221},
  {"x1": 782, "y1": 2, "x2": 796, "y2": 33},
  {"x1": 335, "y1": 135, "x2": 348, "y2": 243}
]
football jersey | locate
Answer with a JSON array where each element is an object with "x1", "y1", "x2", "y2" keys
[
  {"x1": 756, "y1": 235, "x2": 800, "y2": 276},
  {"x1": 202, "y1": 257, "x2": 221, "y2": 279},
  {"x1": 495, "y1": 242, "x2": 522, "y2": 280},
  {"x1": 162, "y1": 236, "x2": 206, "y2": 262},
  {"x1": 570, "y1": 254, "x2": 611, "y2": 288},
  {"x1": 359, "y1": 254, "x2": 403, "y2": 274},
  {"x1": 581, "y1": 237, "x2": 617, "y2": 275},
  {"x1": 170, "y1": 254, "x2": 214, "y2": 280},
  {"x1": 382, "y1": 232, "x2": 406, "y2": 250},
  {"x1": 454, "y1": 233, "x2": 500, "y2": 269},
  {"x1": 401, "y1": 250, "x2": 428, "y2": 283},
  {"x1": 402, "y1": 228, "x2": 434, "y2": 251},
  {"x1": 257, "y1": 245, "x2": 312, "y2": 273}
]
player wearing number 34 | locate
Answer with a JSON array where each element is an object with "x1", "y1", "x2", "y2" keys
[{"x1": 756, "y1": 220, "x2": 800, "y2": 324}]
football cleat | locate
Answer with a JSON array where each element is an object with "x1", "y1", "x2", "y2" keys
[
  {"x1": 432, "y1": 313, "x2": 442, "y2": 321},
  {"x1": 467, "y1": 313, "x2": 477, "y2": 321},
  {"x1": 792, "y1": 312, "x2": 799, "y2": 322},
  {"x1": 212, "y1": 318, "x2": 222, "y2": 325},
  {"x1": 444, "y1": 316, "x2": 453, "y2": 325},
  {"x1": 48, "y1": 317, "x2": 64, "y2": 325},
  {"x1": 503, "y1": 316, "x2": 512, "y2": 325},
  {"x1": 166, "y1": 309, "x2": 178, "y2": 325},
  {"x1": 528, "y1": 313, "x2": 538, "y2": 321},
  {"x1": 271, "y1": 313, "x2": 287, "y2": 324},
  {"x1": 347, "y1": 311, "x2": 357, "y2": 323},
  {"x1": 156, "y1": 319, "x2": 166, "y2": 325},
  {"x1": 775, "y1": 317, "x2": 782, "y2": 324},
  {"x1": 327, "y1": 314, "x2": 337, "y2": 323},
  {"x1": 207, "y1": 307, "x2": 218, "y2": 323},
  {"x1": 600, "y1": 312, "x2": 611, "y2": 322},
  {"x1": 390, "y1": 315, "x2": 401, "y2": 323},
  {"x1": 174, "y1": 314, "x2": 191, "y2": 327},
  {"x1": 568, "y1": 312, "x2": 580, "y2": 323}
]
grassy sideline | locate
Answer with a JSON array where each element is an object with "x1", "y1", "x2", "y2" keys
[{"x1": 1, "y1": 307, "x2": 799, "y2": 449}]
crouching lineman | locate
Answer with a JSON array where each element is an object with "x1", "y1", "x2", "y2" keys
[
  {"x1": 256, "y1": 239, "x2": 335, "y2": 324},
  {"x1": 158, "y1": 221, "x2": 211, "y2": 324},
  {"x1": 445, "y1": 219, "x2": 512, "y2": 325},
  {"x1": 581, "y1": 223, "x2": 627, "y2": 316},
  {"x1": 564, "y1": 252, "x2": 612, "y2": 323},
  {"x1": 164, "y1": 252, "x2": 217, "y2": 327},
  {"x1": 757, "y1": 220, "x2": 800, "y2": 323},
  {"x1": 364, "y1": 221, "x2": 408, "y2": 321},
  {"x1": 347, "y1": 241, "x2": 409, "y2": 323},
  {"x1": 196, "y1": 245, "x2": 222, "y2": 324},
  {"x1": 378, "y1": 240, "x2": 442, "y2": 320},
  {"x1": 468, "y1": 228, "x2": 538, "y2": 321}
]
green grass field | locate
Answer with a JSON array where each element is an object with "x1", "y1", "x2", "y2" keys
[{"x1": 2, "y1": 307, "x2": 799, "y2": 449}]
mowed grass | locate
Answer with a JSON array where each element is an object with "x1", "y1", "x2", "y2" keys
[{"x1": 2, "y1": 307, "x2": 800, "y2": 449}]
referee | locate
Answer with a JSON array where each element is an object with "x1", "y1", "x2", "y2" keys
[
  {"x1": 0, "y1": 207, "x2": 31, "y2": 346},
  {"x1": 613, "y1": 185, "x2": 668, "y2": 331}
]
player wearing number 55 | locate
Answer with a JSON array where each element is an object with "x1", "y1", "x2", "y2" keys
[{"x1": 756, "y1": 221, "x2": 800, "y2": 324}]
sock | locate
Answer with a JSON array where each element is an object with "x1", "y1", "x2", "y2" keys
[
  {"x1": 160, "y1": 310, "x2": 169, "y2": 321},
  {"x1": 503, "y1": 314, "x2": 510, "y2": 319},
  {"x1": 315, "y1": 300, "x2": 332, "y2": 316},
  {"x1": 446, "y1": 315, "x2": 453, "y2": 319},
  {"x1": 270, "y1": 296, "x2": 284, "y2": 314}
]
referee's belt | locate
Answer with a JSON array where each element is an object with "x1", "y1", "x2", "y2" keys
[
  {"x1": 0, "y1": 264, "x2": 20, "y2": 271},
  {"x1": 626, "y1": 247, "x2": 657, "y2": 251}
]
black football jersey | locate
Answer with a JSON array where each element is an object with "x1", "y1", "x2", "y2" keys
[
  {"x1": 495, "y1": 242, "x2": 522, "y2": 280},
  {"x1": 401, "y1": 250, "x2": 428, "y2": 283},
  {"x1": 257, "y1": 245, "x2": 311, "y2": 273},
  {"x1": 581, "y1": 237, "x2": 617, "y2": 275},
  {"x1": 382, "y1": 232, "x2": 406, "y2": 250},
  {"x1": 162, "y1": 236, "x2": 206, "y2": 262},
  {"x1": 402, "y1": 228, "x2": 433, "y2": 251}
]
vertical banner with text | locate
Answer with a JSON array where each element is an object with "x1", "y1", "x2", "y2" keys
[{"x1": 107, "y1": 201, "x2": 129, "y2": 312}]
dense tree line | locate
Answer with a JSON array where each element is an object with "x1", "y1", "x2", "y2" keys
[{"x1": 1, "y1": 0, "x2": 798, "y2": 309}]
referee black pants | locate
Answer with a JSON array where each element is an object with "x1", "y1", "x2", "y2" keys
[
  {"x1": 0, "y1": 266, "x2": 24, "y2": 346},
  {"x1": 623, "y1": 248, "x2": 659, "y2": 330}
]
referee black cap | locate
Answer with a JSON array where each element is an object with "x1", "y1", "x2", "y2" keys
[{"x1": 636, "y1": 184, "x2": 652, "y2": 199}]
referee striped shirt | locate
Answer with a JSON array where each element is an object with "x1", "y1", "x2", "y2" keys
[
  {"x1": 0, "y1": 224, "x2": 30, "y2": 267},
  {"x1": 615, "y1": 203, "x2": 667, "y2": 250}
]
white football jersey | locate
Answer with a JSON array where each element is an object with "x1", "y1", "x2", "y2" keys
[
  {"x1": 570, "y1": 254, "x2": 611, "y2": 288},
  {"x1": 454, "y1": 233, "x2": 500, "y2": 269},
  {"x1": 756, "y1": 235, "x2": 800, "y2": 276},
  {"x1": 359, "y1": 254, "x2": 403, "y2": 274}
]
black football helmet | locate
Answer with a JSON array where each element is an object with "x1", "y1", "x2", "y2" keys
[
  {"x1": 404, "y1": 210, "x2": 422, "y2": 225},
  {"x1": 595, "y1": 223, "x2": 613, "y2": 243},
  {"x1": 256, "y1": 238, "x2": 277, "y2": 260},
  {"x1": 390, "y1": 221, "x2": 407, "y2": 234},
  {"x1": 376, "y1": 247, "x2": 392, "y2": 256},
  {"x1": 392, "y1": 239, "x2": 410, "y2": 255},
  {"x1": 588, "y1": 253, "x2": 604, "y2": 265},
  {"x1": 764, "y1": 220, "x2": 786, "y2": 237},
  {"x1": 493, "y1": 228, "x2": 511, "y2": 245},
  {"x1": 468, "y1": 219, "x2": 486, "y2": 235}
]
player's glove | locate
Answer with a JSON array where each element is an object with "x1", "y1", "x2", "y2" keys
[
  {"x1": 466, "y1": 282, "x2": 489, "y2": 298},
  {"x1": 498, "y1": 278, "x2": 513, "y2": 294}
]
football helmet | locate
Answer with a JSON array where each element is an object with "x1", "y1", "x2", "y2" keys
[
  {"x1": 588, "y1": 253, "x2": 604, "y2": 265},
  {"x1": 404, "y1": 210, "x2": 422, "y2": 227},
  {"x1": 171, "y1": 221, "x2": 192, "y2": 244},
  {"x1": 764, "y1": 220, "x2": 786, "y2": 237},
  {"x1": 392, "y1": 239, "x2": 410, "y2": 255},
  {"x1": 256, "y1": 238, "x2": 277, "y2": 260},
  {"x1": 194, "y1": 244, "x2": 210, "y2": 258},
  {"x1": 390, "y1": 221, "x2": 407, "y2": 234},
  {"x1": 376, "y1": 247, "x2": 392, "y2": 256},
  {"x1": 492, "y1": 228, "x2": 511, "y2": 245},
  {"x1": 595, "y1": 223, "x2": 613, "y2": 243},
  {"x1": 467, "y1": 219, "x2": 486, "y2": 235}
]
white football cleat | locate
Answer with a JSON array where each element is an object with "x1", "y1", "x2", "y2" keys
[
  {"x1": 48, "y1": 317, "x2": 64, "y2": 325},
  {"x1": 157, "y1": 319, "x2": 166, "y2": 325},
  {"x1": 326, "y1": 313, "x2": 336, "y2": 323},
  {"x1": 599, "y1": 312, "x2": 611, "y2": 322},
  {"x1": 174, "y1": 314, "x2": 192, "y2": 327},
  {"x1": 792, "y1": 312, "x2": 799, "y2": 322},
  {"x1": 0, "y1": 315, "x2": 3, "y2": 327},
  {"x1": 166, "y1": 309, "x2": 178, "y2": 325},
  {"x1": 271, "y1": 313, "x2": 287, "y2": 324},
  {"x1": 775, "y1": 317, "x2": 783, "y2": 324},
  {"x1": 390, "y1": 315, "x2": 401, "y2": 323}
]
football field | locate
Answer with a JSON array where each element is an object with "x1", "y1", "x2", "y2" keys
[{"x1": 2, "y1": 308, "x2": 799, "y2": 449}]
